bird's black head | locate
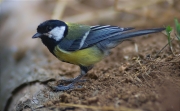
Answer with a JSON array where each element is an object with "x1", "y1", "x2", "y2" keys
[
  {"x1": 32, "y1": 20, "x2": 68, "y2": 55},
  {"x1": 32, "y1": 20, "x2": 68, "y2": 42}
]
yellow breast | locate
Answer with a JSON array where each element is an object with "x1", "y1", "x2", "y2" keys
[{"x1": 54, "y1": 46, "x2": 105, "y2": 67}]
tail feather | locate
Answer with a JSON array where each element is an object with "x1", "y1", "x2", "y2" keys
[
  {"x1": 110, "y1": 28, "x2": 165, "y2": 41},
  {"x1": 102, "y1": 27, "x2": 165, "y2": 49}
]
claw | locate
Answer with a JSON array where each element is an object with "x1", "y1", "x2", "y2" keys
[
  {"x1": 52, "y1": 66, "x2": 91, "y2": 91},
  {"x1": 53, "y1": 83, "x2": 75, "y2": 91},
  {"x1": 58, "y1": 79, "x2": 87, "y2": 84}
]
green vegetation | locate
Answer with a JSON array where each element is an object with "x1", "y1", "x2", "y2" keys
[
  {"x1": 165, "y1": 25, "x2": 173, "y2": 48},
  {"x1": 174, "y1": 18, "x2": 180, "y2": 41},
  {"x1": 165, "y1": 18, "x2": 180, "y2": 56}
]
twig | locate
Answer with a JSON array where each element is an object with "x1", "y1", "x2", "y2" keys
[
  {"x1": 63, "y1": 7, "x2": 117, "y2": 23},
  {"x1": 52, "y1": 0, "x2": 67, "y2": 19},
  {"x1": 114, "y1": 0, "x2": 166, "y2": 11},
  {"x1": 60, "y1": 103, "x2": 142, "y2": 111}
]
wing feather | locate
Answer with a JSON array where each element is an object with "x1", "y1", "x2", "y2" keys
[{"x1": 59, "y1": 25, "x2": 134, "y2": 51}]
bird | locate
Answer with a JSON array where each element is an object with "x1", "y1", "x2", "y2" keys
[{"x1": 32, "y1": 20, "x2": 165, "y2": 91}]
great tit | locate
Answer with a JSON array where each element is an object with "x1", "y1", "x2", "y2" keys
[{"x1": 32, "y1": 20, "x2": 164, "y2": 91}]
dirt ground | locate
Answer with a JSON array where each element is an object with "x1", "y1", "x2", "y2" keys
[
  {"x1": 15, "y1": 33, "x2": 180, "y2": 111},
  {"x1": 0, "y1": 0, "x2": 180, "y2": 111}
]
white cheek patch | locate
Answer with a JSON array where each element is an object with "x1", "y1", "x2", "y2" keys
[{"x1": 49, "y1": 26, "x2": 66, "y2": 41}]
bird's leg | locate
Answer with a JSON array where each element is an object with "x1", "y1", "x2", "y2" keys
[
  {"x1": 53, "y1": 66, "x2": 92, "y2": 91},
  {"x1": 58, "y1": 66, "x2": 93, "y2": 84},
  {"x1": 58, "y1": 73, "x2": 86, "y2": 84}
]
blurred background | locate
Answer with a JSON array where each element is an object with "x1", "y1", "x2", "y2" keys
[{"x1": 0, "y1": 0, "x2": 179, "y2": 110}]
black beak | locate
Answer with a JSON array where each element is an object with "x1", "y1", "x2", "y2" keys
[{"x1": 32, "y1": 33, "x2": 42, "y2": 38}]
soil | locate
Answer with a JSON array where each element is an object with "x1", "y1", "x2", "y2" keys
[
  {"x1": 15, "y1": 33, "x2": 180, "y2": 111},
  {"x1": 1, "y1": 1, "x2": 180, "y2": 111}
]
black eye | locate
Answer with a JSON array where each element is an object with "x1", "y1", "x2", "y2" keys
[{"x1": 46, "y1": 26, "x2": 52, "y2": 31}]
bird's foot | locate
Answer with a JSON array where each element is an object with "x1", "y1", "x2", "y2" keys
[
  {"x1": 52, "y1": 83, "x2": 82, "y2": 91},
  {"x1": 58, "y1": 78, "x2": 86, "y2": 84},
  {"x1": 52, "y1": 66, "x2": 90, "y2": 91}
]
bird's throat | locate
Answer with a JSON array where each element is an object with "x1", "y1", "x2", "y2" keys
[{"x1": 41, "y1": 36, "x2": 58, "y2": 56}]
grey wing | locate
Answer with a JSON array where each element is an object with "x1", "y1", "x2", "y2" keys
[
  {"x1": 70, "y1": 26, "x2": 164, "y2": 51},
  {"x1": 68, "y1": 25, "x2": 134, "y2": 51},
  {"x1": 62, "y1": 25, "x2": 164, "y2": 51}
]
